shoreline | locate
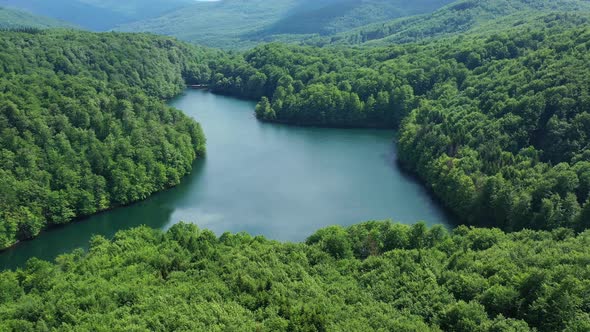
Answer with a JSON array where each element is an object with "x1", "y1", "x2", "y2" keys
[{"x1": 0, "y1": 164, "x2": 201, "y2": 253}]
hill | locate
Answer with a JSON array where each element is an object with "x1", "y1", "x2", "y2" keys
[
  {"x1": 0, "y1": 221, "x2": 588, "y2": 331},
  {"x1": 322, "y1": 0, "x2": 590, "y2": 46},
  {"x1": 250, "y1": 0, "x2": 454, "y2": 37},
  {"x1": 115, "y1": 0, "x2": 454, "y2": 49},
  {"x1": 0, "y1": 0, "x2": 192, "y2": 31},
  {"x1": 0, "y1": 30, "x2": 213, "y2": 249},
  {"x1": 0, "y1": 6, "x2": 73, "y2": 29}
]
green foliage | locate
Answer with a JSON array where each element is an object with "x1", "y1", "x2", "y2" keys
[
  {"x1": 1, "y1": 7, "x2": 590, "y2": 331},
  {"x1": 0, "y1": 29, "x2": 218, "y2": 99},
  {"x1": 208, "y1": 43, "x2": 416, "y2": 127},
  {"x1": 396, "y1": 26, "x2": 590, "y2": 231},
  {"x1": 319, "y1": 0, "x2": 590, "y2": 46},
  {"x1": 0, "y1": 222, "x2": 588, "y2": 331},
  {"x1": 0, "y1": 30, "x2": 213, "y2": 249},
  {"x1": 255, "y1": 96, "x2": 276, "y2": 121}
]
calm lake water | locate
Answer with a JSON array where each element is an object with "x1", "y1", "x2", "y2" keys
[{"x1": 0, "y1": 90, "x2": 451, "y2": 269}]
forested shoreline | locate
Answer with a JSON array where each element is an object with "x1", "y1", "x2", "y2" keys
[
  {"x1": 1, "y1": 221, "x2": 588, "y2": 330},
  {"x1": 1, "y1": 3, "x2": 590, "y2": 331},
  {"x1": 206, "y1": 19, "x2": 590, "y2": 232},
  {"x1": 0, "y1": 30, "x2": 214, "y2": 249}
]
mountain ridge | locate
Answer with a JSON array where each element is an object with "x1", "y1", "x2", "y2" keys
[
  {"x1": 319, "y1": 0, "x2": 590, "y2": 46},
  {"x1": 0, "y1": 6, "x2": 75, "y2": 30},
  {"x1": 115, "y1": 0, "x2": 455, "y2": 48}
]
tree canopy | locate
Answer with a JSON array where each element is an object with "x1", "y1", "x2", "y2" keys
[
  {"x1": 0, "y1": 221, "x2": 588, "y2": 331},
  {"x1": 0, "y1": 30, "x2": 213, "y2": 249}
]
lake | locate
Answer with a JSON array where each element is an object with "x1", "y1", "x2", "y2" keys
[{"x1": 0, "y1": 89, "x2": 451, "y2": 269}]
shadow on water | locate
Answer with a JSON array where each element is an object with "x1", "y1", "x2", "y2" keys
[
  {"x1": 382, "y1": 144, "x2": 460, "y2": 227},
  {"x1": 0, "y1": 160, "x2": 207, "y2": 270}
]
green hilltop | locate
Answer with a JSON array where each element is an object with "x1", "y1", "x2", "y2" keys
[
  {"x1": 321, "y1": 0, "x2": 590, "y2": 46},
  {"x1": 115, "y1": 0, "x2": 455, "y2": 49},
  {"x1": 1, "y1": 2, "x2": 590, "y2": 330}
]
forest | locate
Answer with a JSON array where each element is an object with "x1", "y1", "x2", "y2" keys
[
  {"x1": 318, "y1": 0, "x2": 590, "y2": 46},
  {"x1": 206, "y1": 18, "x2": 590, "y2": 232},
  {"x1": 0, "y1": 30, "x2": 212, "y2": 249},
  {"x1": 0, "y1": 221, "x2": 588, "y2": 331},
  {"x1": 1, "y1": 1, "x2": 590, "y2": 330}
]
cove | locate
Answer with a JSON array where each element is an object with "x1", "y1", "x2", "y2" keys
[{"x1": 0, "y1": 89, "x2": 451, "y2": 269}]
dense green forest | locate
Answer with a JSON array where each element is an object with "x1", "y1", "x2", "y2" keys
[
  {"x1": 0, "y1": 30, "x2": 213, "y2": 249},
  {"x1": 1, "y1": 2, "x2": 590, "y2": 331},
  {"x1": 206, "y1": 20, "x2": 590, "y2": 232},
  {"x1": 0, "y1": 30, "x2": 218, "y2": 99},
  {"x1": 116, "y1": 0, "x2": 590, "y2": 48},
  {"x1": 317, "y1": 0, "x2": 590, "y2": 46},
  {"x1": 0, "y1": 221, "x2": 588, "y2": 330}
]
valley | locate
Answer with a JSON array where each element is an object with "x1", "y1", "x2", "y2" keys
[{"x1": 0, "y1": 1, "x2": 589, "y2": 331}]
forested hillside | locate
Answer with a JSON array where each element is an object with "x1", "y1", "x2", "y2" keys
[
  {"x1": 115, "y1": 0, "x2": 453, "y2": 49},
  {"x1": 206, "y1": 21, "x2": 590, "y2": 232},
  {"x1": 249, "y1": 0, "x2": 454, "y2": 38},
  {"x1": 0, "y1": 0, "x2": 192, "y2": 31},
  {"x1": 0, "y1": 30, "x2": 213, "y2": 249},
  {"x1": 1, "y1": 2, "x2": 590, "y2": 331},
  {"x1": 1, "y1": 222, "x2": 588, "y2": 330},
  {"x1": 0, "y1": 7, "x2": 73, "y2": 30},
  {"x1": 320, "y1": 0, "x2": 590, "y2": 46}
]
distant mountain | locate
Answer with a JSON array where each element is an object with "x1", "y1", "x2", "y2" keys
[
  {"x1": 0, "y1": 0, "x2": 192, "y2": 31},
  {"x1": 251, "y1": 0, "x2": 454, "y2": 36},
  {"x1": 115, "y1": 0, "x2": 454, "y2": 49},
  {"x1": 323, "y1": 0, "x2": 590, "y2": 46},
  {"x1": 0, "y1": 6, "x2": 74, "y2": 29},
  {"x1": 7, "y1": 0, "x2": 587, "y2": 49}
]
